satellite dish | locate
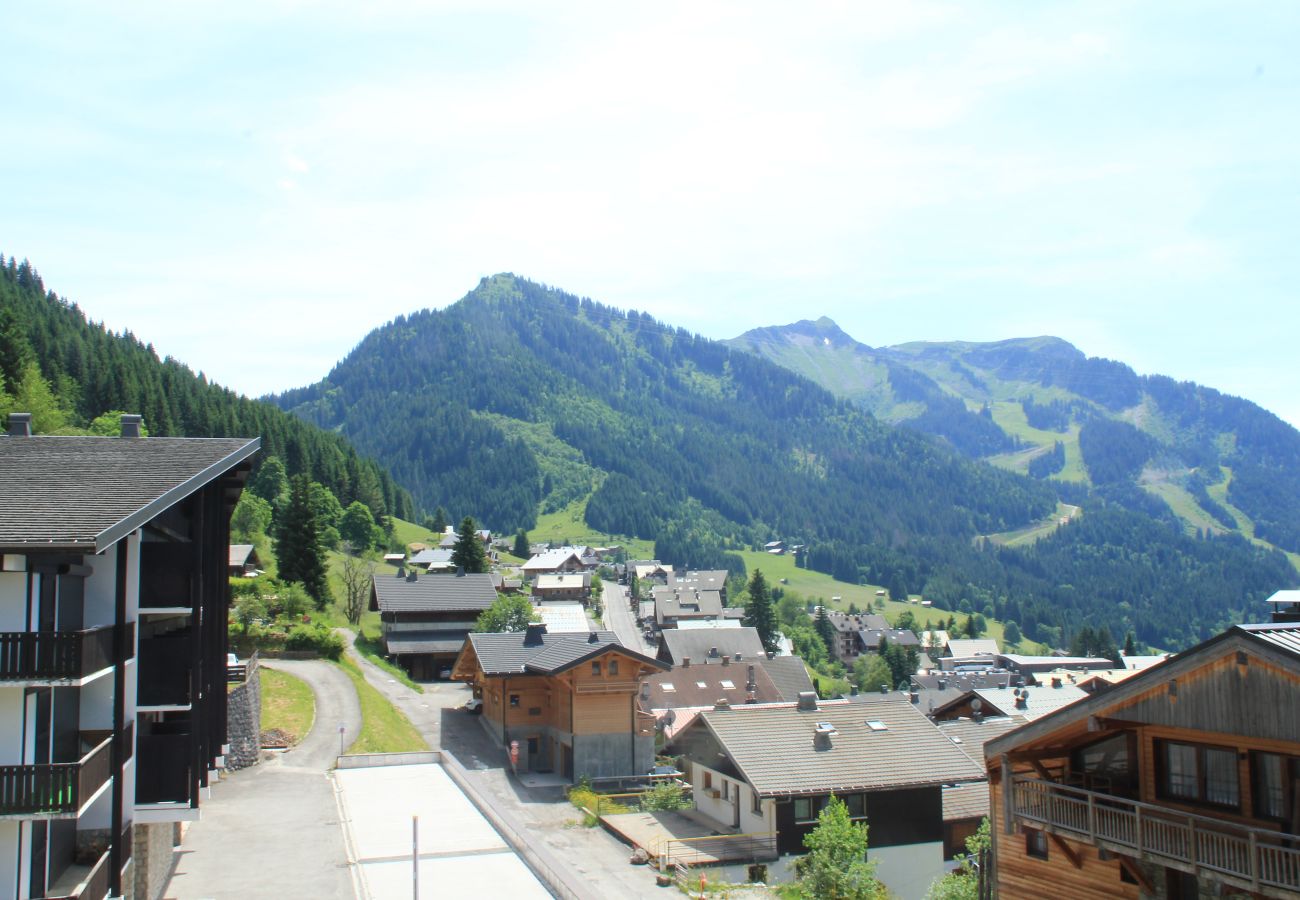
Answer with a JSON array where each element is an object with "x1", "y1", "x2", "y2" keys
[{"x1": 971, "y1": 698, "x2": 983, "y2": 712}]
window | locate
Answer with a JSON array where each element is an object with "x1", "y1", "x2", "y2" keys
[
  {"x1": 696, "y1": 681, "x2": 707, "y2": 689},
  {"x1": 752, "y1": 790, "x2": 763, "y2": 816},
  {"x1": 608, "y1": 659, "x2": 618, "y2": 676},
  {"x1": 1025, "y1": 828, "x2": 1049, "y2": 860},
  {"x1": 1253, "y1": 752, "x2": 1296, "y2": 820},
  {"x1": 844, "y1": 794, "x2": 865, "y2": 818},
  {"x1": 722, "y1": 781, "x2": 730, "y2": 800},
  {"x1": 509, "y1": 694, "x2": 520, "y2": 708},
  {"x1": 592, "y1": 661, "x2": 602, "y2": 676},
  {"x1": 720, "y1": 679, "x2": 735, "y2": 689},
  {"x1": 865, "y1": 721, "x2": 887, "y2": 732},
  {"x1": 794, "y1": 797, "x2": 815, "y2": 823},
  {"x1": 661, "y1": 682, "x2": 675, "y2": 693},
  {"x1": 704, "y1": 771, "x2": 713, "y2": 791},
  {"x1": 1157, "y1": 740, "x2": 1240, "y2": 809}
]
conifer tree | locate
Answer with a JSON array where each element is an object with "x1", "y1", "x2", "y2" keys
[
  {"x1": 742, "y1": 569, "x2": 779, "y2": 654},
  {"x1": 512, "y1": 528, "x2": 530, "y2": 559},
  {"x1": 275, "y1": 475, "x2": 329, "y2": 607},
  {"x1": 450, "y1": 516, "x2": 489, "y2": 574},
  {"x1": 815, "y1": 604, "x2": 836, "y2": 654}
]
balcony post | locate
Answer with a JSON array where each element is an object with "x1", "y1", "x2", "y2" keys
[
  {"x1": 1249, "y1": 829, "x2": 1258, "y2": 892},
  {"x1": 1134, "y1": 804, "x2": 1142, "y2": 853},
  {"x1": 1002, "y1": 756, "x2": 1014, "y2": 835},
  {"x1": 1087, "y1": 792, "x2": 1096, "y2": 841},
  {"x1": 1188, "y1": 815, "x2": 1197, "y2": 874}
]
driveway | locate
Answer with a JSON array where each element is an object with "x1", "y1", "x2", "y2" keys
[{"x1": 163, "y1": 660, "x2": 361, "y2": 900}]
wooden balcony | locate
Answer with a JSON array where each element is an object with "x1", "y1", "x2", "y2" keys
[
  {"x1": 44, "y1": 846, "x2": 110, "y2": 900},
  {"x1": 0, "y1": 625, "x2": 127, "y2": 684},
  {"x1": 0, "y1": 735, "x2": 113, "y2": 819},
  {"x1": 1011, "y1": 776, "x2": 1300, "y2": 899}
]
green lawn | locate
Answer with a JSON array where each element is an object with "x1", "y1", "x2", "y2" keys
[
  {"x1": 259, "y1": 668, "x2": 315, "y2": 745},
  {"x1": 335, "y1": 655, "x2": 429, "y2": 754}
]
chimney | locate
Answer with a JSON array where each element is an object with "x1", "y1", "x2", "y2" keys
[
  {"x1": 879, "y1": 683, "x2": 889, "y2": 694},
  {"x1": 714, "y1": 698, "x2": 731, "y2": 710},
  {"x1": 523, "y1": 623, "x2": 547, "y2": 646},
  {"x1": 682, "y1": 657, "x2": 690, "y2": 668},
  {"x1": 735, "y1": 652, "x2": 743, "y2": 661},
  {"x1": 721, "y1": 655, "x2": 730, "y2": 667},
  {"x1": 909, "y1": 690, "x2": 920, "y2": 703},
  {"x1": 7, "y1": 413, "x2": 32, "y2": 437},
  {"x1": 937, "y1": 678, "x2": 947, "y2": 690},
  {"x1": 457, "y1": 566, "x2": 465, "y2": 576},
  {"x1": 1051, "y1": 676, "x2": 1063, "y2": 689},
  {"x1": 796, "y1": 691, "x2": 818, "y2": 712},
  {"x1": 119, "y1": 414, "x2": 143, "y2": 438},
  {"x1": 588, "y1": 631, "x2": 600, "y2": 643},
  {"x1": 746, "y1": 665, "x2": 756, "y2": 691},
  {"x1": 406, "y1": 570, "x2": 418, "y2": 582},
  {"x1": 396, "y1": 565, "x2": 406, "y2": 578},
  {"x1": 746, "y1": 691, "x2": 757, "y2": 704},
  {"x1": 813, "y1": 725, "x2": 835, "y2": 751}
]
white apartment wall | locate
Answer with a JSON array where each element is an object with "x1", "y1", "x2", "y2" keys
[
  {"x1": 0, "y1": 569, "x2": 26, "y2": 630},
  {"x1": 869, "y1": 840, "x2": 945, "y2": 900},
  {"x1": 691, "y1": 761, "x2": 745, "y2": 829},
  {"x1": 0, "y1": 821, "x2": 19, "y2": 900},
  {"x1": 83, "y1": 546, "x2": 117, "y2": 628}
]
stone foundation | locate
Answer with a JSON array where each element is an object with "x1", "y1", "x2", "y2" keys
[
  {"x1": 131, "y1": 822, "x2": 176, "y2": 900},
  {"x1": 226, "y1": 652, "x2": 262, "y2": 770}
]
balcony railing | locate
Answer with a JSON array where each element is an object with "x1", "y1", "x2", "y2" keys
[
  {"x1": 1012, "y1": 777, "x2": 1300, "y2": 898},
  {"x1": 0, "y1": 735, "x2": 113, "y2": 818},
  {"x1": 0, "y1": 625, "x2": 126, "y2": 683},
  {"x1": 136, "y1": 732, "x2": 192, "y2": 805},
  {"x1": 44, "y1": 845, "x2": 110, "y2": 900}
]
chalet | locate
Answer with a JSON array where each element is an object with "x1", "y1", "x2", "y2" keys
[
  {"x1": 369, "y1": 570, "x2": 497, "y2": 679},
  {"x1": 1266, "y1": 589, "x2": 1300, "y2": 623},
  {"x1": 489, "y1": 573, "x2": 523, "y2": 595},
  {"x1": 0, "y1": 412, "x2": 257, "y2": 900},
  {"x1": 451, "y1": 625, "x2": 668, "y2": 779},
  {"x1": 639, "y1": 655, "x2": 814, "y2": 739},
  {"x1": 630, "y1": 561, "x2": 670, "y2": 585},
  {"x1": 521, "y1": 547, "x2": 590, "y2": 577},
  {"x1": 532, "y1": 572, "x2": 591, "y2": 601},
  {"x1": 909, "y1": 670, "x2": 1014, "y2": 717},
  {"x1": 858, "y1": 626, "x2": 922, "y2": 654},
  {"x1": 673, "y1": 569, "x2": 730, "y2": 602},
  {"x1": 657, "y1": 626, "x2": 766, "y2": 667},
  {"x1": 930, "y1": 682, "x2": 1089, "y2": 724},
  {"x1": 227, "y1": 543, "x2": 262, "y2": 577},
  {"x1": 763, "y1": 540, "x2": 785, "y2": 555},
  {"x1": 668, "y1": 692, "x2": 984, "y2": 899},
  {"x1": 407, "y1": 547, "x2": 454, "y2": 573},
  {"x1": 985, "y1": 622, "x2": 1300, "y2": 899},
  {"x1": 995, "y1": 653, "x2": 1115, "y2": 683},
  {"x1": 653, "y1": 586, "x2": 724, "y2": 629}
]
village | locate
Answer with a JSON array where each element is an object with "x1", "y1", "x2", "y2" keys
[{"x1": 3, "y1": 417, "x2": 1300, "y2": 900}]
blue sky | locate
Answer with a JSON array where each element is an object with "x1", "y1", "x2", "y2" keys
[{"x1": 3, "y1": 2, "x2": 1298, "y2": 425}]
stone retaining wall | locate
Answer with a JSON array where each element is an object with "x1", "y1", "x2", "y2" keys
[{"x1": 225, "y1": 652, "x2": 262, "y2": 770}]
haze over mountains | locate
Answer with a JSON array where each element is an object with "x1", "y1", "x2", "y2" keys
[{"x1": 271, "y1": 274, "x2": 1296, "y2": 652}]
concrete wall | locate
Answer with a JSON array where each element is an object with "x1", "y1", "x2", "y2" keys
[
  {"x1": 869, "y1": 840, "x2": 944, "y2": 900},
  {"x1": 225, "y1": 656, "x2": 262, "y2": 770},
  {"x1": 131, "y1": 822, "x2": 177, "y2": 900}
]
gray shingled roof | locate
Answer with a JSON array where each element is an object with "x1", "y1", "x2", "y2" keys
[
  {"x1": 0, "y1": 435, "x2": 259, "y2": 552},
  {"x1": 371, "y1": 572, "x2": 498, "y2": 613},
  {"x1": 936, "y1": 716, "x2": 1023, "y2": 762},
  {"x1": 466, "y1": 629, "x2": 668, "y2": 676},
  {"x1": 693, "y1": 695, "x2": 983, "y2": 797},
  {"x1": 658, "y1": 627, "x2": 766, "y2": 666},
  {"x1": 757, "y1": 655, "x2": 816, "y2": 701},
  {"x1": 384, "y1": 631, "x2": 470, "y2": 654}
]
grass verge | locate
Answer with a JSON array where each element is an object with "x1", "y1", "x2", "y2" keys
[
  {"x1": 335, "y1": 655, "x2": 429, "y2": 754},
  {"x1": 354, "y1": 623, "x2": 424, "y2": 693},
  {"x1": 260, "y1": 668, "x2": 315, "y2": 745}
]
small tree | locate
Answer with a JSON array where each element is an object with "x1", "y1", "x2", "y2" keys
[
  {"x1": 853, "y1": 654, "x2": 893, "y2": 693},
  {"x1": 795, "y1": 795, "x2": 881, "y2": 899},
  {"x1": 430, "y1": 506, "x2": 449, "y2": 536},
  {"x1": 450, "y1": 516, "x2": 489, "y2": 574},
  {"x1": 925, "y1": 818, "x2": 989, "y2": 900},
  {"x1": 230, "y1": 493, "x2": 272, "y2": 543},
  {"x1": 742, "y1": 569, "x2": 779, "y2": 654},
  {"x1": 339, "y1": 501, "x2": 378, "y2": 553},
  {"x1": 339, "y1": 542, "x2": 375, "y2": 626},
  {"x1": 512, "y1": 528, "x2": 530, "y2": 559},
  {"x1": 1003, "y1": 620, "x2": 1022, "y2": 648},
  {"x1": 475, "y1": 594, "x2": 538, "y2": 633}
]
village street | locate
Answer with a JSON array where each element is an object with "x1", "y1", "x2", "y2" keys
[{"x1": 601, "y1": 582, "x2": 656, "y2": 655}]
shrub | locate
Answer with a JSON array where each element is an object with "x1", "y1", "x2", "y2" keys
[
  {"x1": 284, "y1": 623, "x2": 344, "y2": 659},
  {"x1": 638, "y1": 781, "x2": 689, "y2": 811}
]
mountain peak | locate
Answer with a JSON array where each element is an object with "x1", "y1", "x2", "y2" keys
[{"x1": 732, "y1": 316, "x2": 869, "y2": 351}]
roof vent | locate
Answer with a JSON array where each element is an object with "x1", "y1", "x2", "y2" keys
[
  {"x1": 523, "y1": 623, "x2": 547, "y2": 646},
  {"x1": 588, "y1": 631, "x2": 600, "y2": 643},
  {"x1": 406, "y1": 570, "x2": 418, "y2": 582},
  {"x1": 746, "y1": 665, "x2": 756, "y2": 691},
  {"x1": 721, "y1": 655, "x2": 730, "y2": 667},
  {"x1": 937, "y1": 678, "x2": 947, "y2": 690},
  {"x1": 796, "y1": 691, "x2": 818, "y2": 712},
  {"x1": 119, "y1": 414, "x2": 143, "y2": 438},
  {"x1": 709, "y1": 646, "x2": 719, "y2": 657},
  {"x1": 7, "y1": 412, "x2": 32, "y2": 437},
  {"x1": 1051, "y1": 676, "x2": 1063, "y2": 689},
  {"x1": 735, "y1": 652, "x2": 743, "y2": 661},
  {"x1": 714, "y1": 698, "x2": 731, "y2": 710},
  {"x1": 909, "y1": 690, "x2": 920, "y2": 703},
  {"x1": 879, "y1": 683, "x2": 889, "y2": 694},
  {"x1": 813, "y1": 723, "x2": 836, "y2": 751},
  {"x1": 682, "y1": 656, "x2": 691, "y2": 668}
]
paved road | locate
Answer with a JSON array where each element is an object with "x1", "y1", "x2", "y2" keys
[
  {"x1": 164, "y1": 660, "x2": 360, "y2": 900},
  {"x1": 602, "y1": 583, "x2": 655, "y2": 655}
]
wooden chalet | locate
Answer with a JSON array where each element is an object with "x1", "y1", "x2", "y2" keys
[
  {"x1": 451, "y1": 625, "x2": 668, "y2": 780},
  {"x1": 370, "y1": 570, "x2": 497, "y2": 680},
  {"x1": 985, "y1": 622, "x2": 1300, "y2": 900}
]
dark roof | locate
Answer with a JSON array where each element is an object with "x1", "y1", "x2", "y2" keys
[
  {"x1": 371, "y1": 572, "x2": 498, "y2": 613},
  {"x1": 936, "y1": 716, "x2": 1023, "y2": 760},
  {"x1": 858, "y1": 628, "x2": 921, "y2": 650},
  {"x1": 985, "y1": 622, "x2": 1300, "y2": 760},
  {"x1": 0, "y1": 434, "x2": 259, "y2": 552},
  {"x1": 684, "y1": 695, "x2": 983, "y2": 797},
  {"x1": 828, "y1": 612, "x2": 888, "y2": 634},
  {"x1": 466, "y1": 628, "x2": 668, "y2": 676},
  {"x1": 384, "y1": 631, "x2": 470, "y2": 655},
  {"x1": 911, "y1": 671, "x2": 1013, "y2": 715},
  {"x1": 759, "y1": 655, "x2": 817, "y2": 701},
  {"x1": 657, "y1": 627, "x2": 766, "y2": 665}
]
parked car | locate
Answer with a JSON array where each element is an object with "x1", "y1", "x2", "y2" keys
[
  {"x1": 464, "y1": 698, "x2": 483, "y2": 715},
  {"x1": 439, "y1": 666, "x2": 452, "y2": 679}
]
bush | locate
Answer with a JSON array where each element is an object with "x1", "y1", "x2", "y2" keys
[
  {"x1": 638, "y1": 781, "x2": 689, "y2": 811},
  {"x1": 284, "y1": 623, "x2": 344, "y2": 659}
]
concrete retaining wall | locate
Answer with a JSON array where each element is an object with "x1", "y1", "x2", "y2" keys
[{"x1": 336, "y1": 751, "x2": 439, "y2": 769}]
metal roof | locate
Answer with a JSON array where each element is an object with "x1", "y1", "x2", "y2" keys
[
  {"x1": 371, "y1": 572, "x2": 498, "y2": 613},
  {"x1": 0, "y1": 434, "x2": 259, "y2": 552},
  {"x1": 691, "y1": 695, "x2": 984, "y2": 797}
]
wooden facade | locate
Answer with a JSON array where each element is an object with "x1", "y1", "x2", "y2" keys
[
  {"x1": 453, "y1": 634, "x2": 665, "y2": 780},
  {"x1": 986, "y1": 625, "x2": 1300, "y2": 900}
]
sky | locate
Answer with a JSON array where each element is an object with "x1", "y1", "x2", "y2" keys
[{"x1": 3, "y1": 2, "x2": 1298, "y2": 425}]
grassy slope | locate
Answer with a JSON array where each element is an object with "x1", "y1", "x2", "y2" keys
[
  {"x1": 336, "y1": 656, "x2": 428, "y2": 753},
  {"x1": 259, "y1": 668, "x2": 315, "y2": 745},
  {"x1": 986, "y1": 402, "x2": 1087, "y2": 482},
  {"x1": 983, "y1": 502, "x2": 1081, "y2": 548}
]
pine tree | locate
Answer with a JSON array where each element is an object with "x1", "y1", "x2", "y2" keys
[
  {"x1": 742, "y1": 569, "x2": 779, "y2": 654},
  {"x1": 450, "y1": 516, "x2": 489, "y2": 574},
  {"x1": 512, "y1": 528, "x2": 530, "y2": 559},
  {"x1": 275, "y1": 475, "x2": 329, "y2": 607},
  {"x1": 815, "y1": 605, "x2": 836, "y2": 654},
  {"x1": 431, "y1": 506, "x2": 449, "y2": 535}
]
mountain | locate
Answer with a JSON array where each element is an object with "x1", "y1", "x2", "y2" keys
[
  {"x1": 0, "y1": 254, "x2": 414, "y2": 523},
  {"x1": 273, "y1": 274, "x2": 1295, "y2": 650},
  {"x1": 728, "y1": 321, "x2": 1300, "y2": 559}
]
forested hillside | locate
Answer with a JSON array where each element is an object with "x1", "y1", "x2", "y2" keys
[
  {"x1": 274, "y1": 275, "x2": 1295, "y2": 650},
  {"x1": 730, "y1": 320, "x2": 1300, "y2": 558},
  {"x1": 0, "y1": 254, "x2": 413, "y2": 523}
]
